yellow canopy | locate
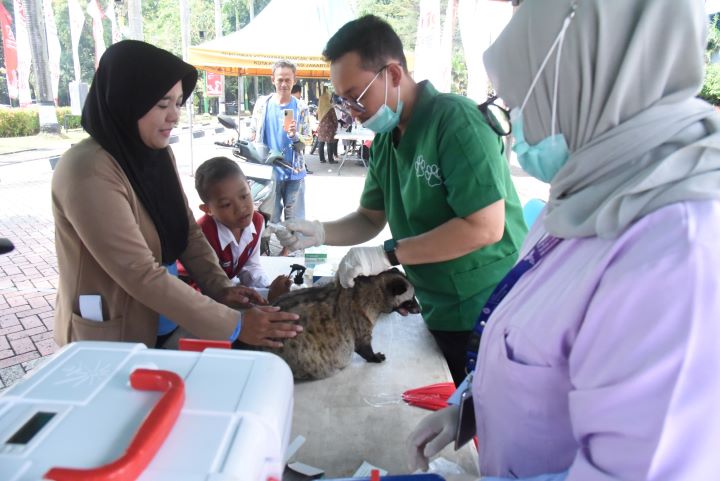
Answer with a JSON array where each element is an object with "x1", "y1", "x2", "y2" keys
[{"x1": 188, "y1": 0, "x2": 355, "y2": 78}]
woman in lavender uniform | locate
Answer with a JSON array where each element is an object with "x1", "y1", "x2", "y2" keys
[{"x1": 408, "y1": 0, "x2": 720, "y2": 480}]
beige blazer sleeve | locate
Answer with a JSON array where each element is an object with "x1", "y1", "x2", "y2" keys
[{"x1": 59, "y1": 144, "x2": 240, "y2": 340}]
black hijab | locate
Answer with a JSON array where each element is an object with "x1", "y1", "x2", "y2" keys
[{"x1": 81, "y1": 40, "x2": 198, "y2": 265}]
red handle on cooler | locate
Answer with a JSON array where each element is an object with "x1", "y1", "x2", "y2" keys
[
  {"x1": 44, "y1": 368, "x2": 185, "y2": 481},
  {"x1": 178, "y1": 338, "x2": 231, "y2": 352}
]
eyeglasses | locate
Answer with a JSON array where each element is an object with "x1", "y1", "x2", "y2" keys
[
  {"x1": 478, "y1": 95, "x2": 511, "y2": 137},
  {"x1": 339, "y1": 65, "x2": 391, "y2": 114}
]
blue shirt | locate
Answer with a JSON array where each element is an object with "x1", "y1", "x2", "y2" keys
[
  {"x1": 157, "y1": 263, "x2": 243, "y2": 343},
  {"x1": 263, "y1": 96, "x2": 306, "y2": 181},
  {"x1": 157, "y1": 263, "x2": 179, "y2": 336}
]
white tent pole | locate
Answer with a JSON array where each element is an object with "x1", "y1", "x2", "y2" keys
[
  {"x1": 238, "y1": 76, "x2": 245, "y2": 127},
  {"x1": 248, "y1": 0, "x2": 259, "y2": 106},
  {"x1": 214, "y1": 0, "x2": 225, "y2": 114}
]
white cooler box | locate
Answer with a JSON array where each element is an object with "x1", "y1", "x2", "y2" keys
[{"x1": 0, "y1": 341, "x2": 294, "y2": 481}]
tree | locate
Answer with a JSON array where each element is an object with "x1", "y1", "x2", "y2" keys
[
  {"x1": 700, "y1": 15, "x2": 720, "y2": 105},
  {"x1": 1, "y1": 0, "x2": 273, "y2": 111},
  {"x1": 353, "y1": 0, "x2": 469, "y2": 95},
  {"x1": 128, "y1": 0, "x2": 143, "y2": 40},
  {"x1": 24, "y1": 0, "x2": 59, "y2": 132},
  {"x1": 54, "y1": 0, "x2": 96, "y2": 107},
  {"x1": 356, "y1": 0, "x2": 419, "y2": 51},
  {"x1": 706, "y1": 14, "x2": 720, "y2": 63}
]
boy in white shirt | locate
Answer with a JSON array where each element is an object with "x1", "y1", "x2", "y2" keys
[{"x1": 181, "y1": 156, "x2": 291, "y2": 302}]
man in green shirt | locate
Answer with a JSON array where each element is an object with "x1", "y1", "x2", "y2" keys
[{"x1": 278, "y1": 15, "x2": 527, "y2": 385}]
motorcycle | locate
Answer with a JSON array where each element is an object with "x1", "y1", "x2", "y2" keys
[{"x1": 215, "y1": 115, "x2": 294, "y2": 223}]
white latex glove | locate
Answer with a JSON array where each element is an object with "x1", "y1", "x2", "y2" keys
[
  {"x1": 337, "y1": 245, "x2": 392, "y2": 288},
  {"x1": 443, "y1": 476, "x2": 480, "y2": 481},
  {"x1": 276, "y1": 219, "x2": 325, "y2": 251},
  {"x1": 407, "y1": 405, "x2": 460, "y2": 472}
]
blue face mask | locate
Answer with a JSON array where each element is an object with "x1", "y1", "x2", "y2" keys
[
  {"x1": 362, "y1": 74, "x2": 404, "y2": 134},
  {"x1": 510, "y1": 4, "x2": 576, "y2": 184},
  {"x1": 511, "y1": 110, "x2": 569, "y2": 183}
]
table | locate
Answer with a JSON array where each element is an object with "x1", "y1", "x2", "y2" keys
[
  {"x1": 288, "y1": 312, "x2": 479, "y2": 478},
  {"x1": 258, "y1": 257, "x2": 479, "y2": 478},
  {"x1": 260, "y1": 255, "x2": 312, "y2": 279},
  {"x1": 334, "y1": 130, "x2": 376, "y2": 176}
]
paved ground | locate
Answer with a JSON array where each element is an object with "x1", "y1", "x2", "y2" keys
[{"x1": 0, "y1": 125, "x2": 548, "y2": 393}]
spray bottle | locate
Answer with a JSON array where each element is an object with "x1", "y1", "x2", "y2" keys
[{"x1": 289, "y1": 264, "x2": 308, "y2": 291}]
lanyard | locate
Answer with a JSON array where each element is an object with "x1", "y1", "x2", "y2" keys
[{"x1": 465, "y1": 235, "x2": 563, "y2": 374}]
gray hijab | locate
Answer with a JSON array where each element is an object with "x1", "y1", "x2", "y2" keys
[{"x1": 484, "y1": 0, "x2": 720, "y2": 239}]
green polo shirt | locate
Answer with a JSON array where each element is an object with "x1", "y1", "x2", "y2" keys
[{"x1": 361, "y1": 81, "x2": 527, "y2": 331}]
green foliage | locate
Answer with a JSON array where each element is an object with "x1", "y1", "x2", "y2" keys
[
  {"x1": 450, "y1": 17, "x2": 466, "y2": 95},
  {"x1": 223, "y1": 0, "x2": 250, "y2": 34},
  {"x1": 0, "y1": 108, "x2": 40, "y2": 137},
  {"x1": 355, "y1": 0, "x2": 469, "y2": 95},
  {"x1": 1, "y1": 0, "x2": 478, "y2": 107},
  {"x1": 142, "y1": 0, "x2": 272, "y2": 56},
  {"x1": 0, "y1": 107, "x2": 84, "y2": 137},
  {"x1": 356, "y1": 0, "x2": 420, "y2": 51},
  {"x1": 708, "y1": 15, "x2": 720, "y2": 62},
  {"x1": 54, "y1": 0, "x2": 100, "y2": 107},
  {"x1": 703, "y1": 17, "x2": 720, "y2": 105},
  {"x1": 56, "y1": 107, "x2": 81, "y2": 129},
  {"x1": 0, "y1": 0, "x2": 274, "y2": 108},
  {"x1": 700, "y1": 63, "x2": 720, "y2": 106},
  {"x1": 222, "y1": 0, "x2": 270, "y2": 34},
  {"x1": 451, "y1": 50, "x2": 467, "y2": 95}
]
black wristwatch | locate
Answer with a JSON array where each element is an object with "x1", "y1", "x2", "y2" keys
[{"x1": 383, "y1": 238, "x2": 400, "y2": 266}]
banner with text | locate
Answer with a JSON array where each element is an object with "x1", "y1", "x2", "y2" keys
[
  {"x1": 0, "y1": 2, "x2": 18, "y2": 100},
  {"x1": 206, "y1": 72, "x2": 223, "y2": 96}
]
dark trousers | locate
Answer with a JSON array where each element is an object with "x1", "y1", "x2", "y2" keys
[
  {"x1": 429, "y1": 329, "x2": 473, "y2": 387},
  {"x1": 318, "y1": 141, "x2": 337, "y2": 163}
]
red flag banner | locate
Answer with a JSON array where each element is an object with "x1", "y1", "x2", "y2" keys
[
  {"x1": 206, "y1": 72, "x2": 223, "y2": 96},
  {"x1": 0, "y1": 2, "x2": 18, "y2": 99}
]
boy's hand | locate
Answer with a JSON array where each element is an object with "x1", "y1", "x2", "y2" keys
[
  {"x1": 238, "y1": 306, "x2": 302, "y2": 348},
  {"x1": 268, "y1": 275, "x2": 292, "y2": 303},
  {"x1": 220, "y1": 286, "x2": 268, "y2": 308}
]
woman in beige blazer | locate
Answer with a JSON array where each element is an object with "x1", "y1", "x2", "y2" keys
[{"x1": 52, "y1": 40, "x2": 301, "y2": 349}]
